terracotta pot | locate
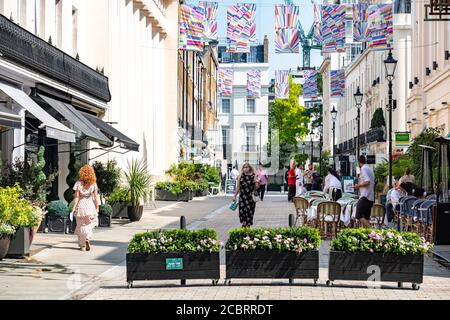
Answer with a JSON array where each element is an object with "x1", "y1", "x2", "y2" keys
[{"x1": 0, "y1": 237, "x2": 11, "y2": 261}]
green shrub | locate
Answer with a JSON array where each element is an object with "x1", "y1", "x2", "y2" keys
[
  {"x1": 128, "y1": 229, "x2": 221, "y2": 254},
  {"x1": 107, "y1": 187, "x2": 132, "y2": 204},
  {"x1": 0, "y1": 185, "x2": 39, "y2": 230},
  {"x1": 226, "y1": 227, "x2": 321, "y2": 254},
  {"x1": 47, "y1": 200, "x2": 70, "y2": 218},
  {"x1": 331, "y1": 229, "x2": 433, "y2": 255},
  {"x1": 0, "y1": 224, "x2": 15, "y2": 238},
  {"x1": 155, "y1": 181, "x2": 184, "y2": 195},
  {"x1": 99, "y1": 204, "x2": 113, "y2": 216}
]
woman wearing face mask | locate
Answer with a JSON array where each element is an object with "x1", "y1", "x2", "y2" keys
[{"x1": 233, "y1": 163, "x2": 260, "y2": 228}]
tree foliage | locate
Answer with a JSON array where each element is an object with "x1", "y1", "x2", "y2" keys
[{"x1": 371, "y1": 108, "x2": 386, "y2": 129}]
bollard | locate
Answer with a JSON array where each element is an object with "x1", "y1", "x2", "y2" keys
[
  {"x1": 289, "y1": 214, "x2": 295, "y2": 228},
  {"x1": 180, "y1": 216, "x2": 186, "y2": 286}
]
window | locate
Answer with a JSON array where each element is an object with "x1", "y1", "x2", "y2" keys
[
  {"x1": 221, "y1": 99, "x2": 230, "y2": 113},
  {"x1": 222, "y1": 126, "x2": 229, "y2": 145},
  {"x1": 245, "y1": 125, "x2": 256, "y2": 149},
  {"x1": 247, "y1": 99, "x2": 255, "y2": 113}
]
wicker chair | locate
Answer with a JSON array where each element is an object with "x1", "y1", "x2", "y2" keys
[
  {"x1": 349, "y1": 200, "x2": 360, "y2": 228},
  {"x1": 370, "y1": 204, "x2": 386, "y2": 229},
  {"x1": 292, "y1": 197, "x2": 309, "y2": 226},
  {"x1": 316, "y1": 202, "x2": 341, "y2": 239}
]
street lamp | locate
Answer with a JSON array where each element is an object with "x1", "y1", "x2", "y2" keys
[
  {"x1": 318, "y1": 124, "x2": 323, "y2": 175},
  {"x1": 310, "y1": 129, "x2": 315, "y2": 165},
  {"x1": 354, "y1": 86, "x2": 363, "y2": 163},
  {"x1": 384, "y1": 49, "x2": 398, "y2": 192},
  {"x1": 331, "y1": 106, "x2": 338, "y2": 169}
]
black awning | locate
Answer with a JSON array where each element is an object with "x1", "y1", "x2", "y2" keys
[
  {"x1": 37, "y1": 94, "x2": 113, "y2": 146},
  {"x1": 0, "y1": 104, "x2": 21, "y2": 129},
  {"x1": 83, "y1": 113, "x2": 140, "y2": 152}
]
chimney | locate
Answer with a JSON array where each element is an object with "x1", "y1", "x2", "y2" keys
[{"x1": 264, "y1": 35, "x2": 269, "y2": 63}]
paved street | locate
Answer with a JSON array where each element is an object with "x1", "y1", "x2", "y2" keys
[{"x1": 1, "y1": 193, "x2": 450, "y2": 300}]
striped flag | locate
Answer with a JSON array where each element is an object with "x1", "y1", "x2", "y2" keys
[
  {"x1": 179, "y1": 4, "x2": 205, "y2": 51},
  {"x1": 303, "y1": 70, "x2": 318, "y2": 100},
  {"x1": 320, "y1": 4, "x2": 346, "y2": 53},
  {"x1": 330, "y1": 69, "x2": 345, "y2": 97},
  {"x1": 274, "y1": 5, "x2": 300, "y2": 53},
  {"x1": 218, "y1": 69, "x2": 234, "y2": 97},
  {"x1": 275, "y1": 70, "x2": 290, "y2": 99},
  {"x1": 227, "y1": 3, "x2": 257, "y2": 53},
  {"x1": 199, "y1": 1, "x2": 218, "y2": 42},
  {"x1": 247, "y1": 70, "x2": 261, "y2": 98}
]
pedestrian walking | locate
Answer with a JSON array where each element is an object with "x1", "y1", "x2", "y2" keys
[
  {"x1": 71, "y1": 165, "x2": 100, "y2": 251},
  {"x1": 295, "y1": 164, "x2": 304, "y2": 196},
  {"x1": 256, "y1": 164, "x2": 269, "y2": 201},
  {"x1": 324, "y1": 167, "x2": 343, "y2": 201},
  {"x1": 354, "y1": 156, "x2": 375, "y2": 228},
  {"x1": 287, "y1": 163, "x2": 297, "y2": 202},
  {"x1": 311, "y1": 172, "x2": 323, "y2": 191},
  {"x1": 233, "y1": 163, "x2": 259, "y2": 228},
  {"x1": 303, "y1": 163, "x2": 315, "y2": 191},
  {"x1": 230, "y1": 166, "x2": 240, "y2": 180}
]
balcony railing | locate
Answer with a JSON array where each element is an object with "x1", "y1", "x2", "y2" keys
[
  {"x1": 337, "y1": 128, "x2": 385, "y2": 154},
  {"x1": 241, "y1": 145, "x2": 259, "y2": 152},
  {"x1": 0, "y1": 14, "x2": 111, "y2": 102}
]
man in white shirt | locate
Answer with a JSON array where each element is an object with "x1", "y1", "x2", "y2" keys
[
  {"x1": 295, "y1": 164, "x2": 304, "y2": 196},
  {"x1": 230, "y1": 166, "x2": 239, "y2": 180},
  {"x1": 354, "y1": 156, "x2": 375, "y2": 228}
]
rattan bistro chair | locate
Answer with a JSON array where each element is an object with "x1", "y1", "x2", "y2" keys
[
  {"x1": 370, "y1": 204, "x2": 386, "y2": 229},
  {"x1": 293, "y1": 197, "x2": 309, "y2": 226},
  {"x1": 316, "y1": 201, "x2": 341, "y2": 239}
]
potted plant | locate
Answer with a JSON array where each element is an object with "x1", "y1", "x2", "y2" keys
[
  {"x1": 225, "y1": 227, "x2": 321, "y2": 285},
  {"x1": 155, "y1": 182, "x2": 190, "y2": 202},
  {"x1": 108, "y1": 187, "x2": 132, "y2": 219},
  {"x1": 0, "y1": 224, "x2": 15, "y2": 260},
  {"x1": 328, "y1": 229, "x2": 433, "y2": 290},
  {"x1": 126, "y1": 229, "x2": 221, "y2": 288},
  {"x1": 194, "y1": 180, "x2": 210, "y2": 197},
  {"x1": 46, "y1": 200, "x2": 70, "y2": 234},
  {"x1": 93, "y1": 160, "x2": 121, "y2": 204},
  {"x1": 98, "y1": 204, "x2": 113, "y2": 228},
  {"x1": 124, "y1": 159, "x2": 152, "y2": 222}
]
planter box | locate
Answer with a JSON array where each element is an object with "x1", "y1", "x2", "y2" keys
[
  {"x1": 0, "y1": 237, "x2": 11, "y2": 261},
  {"x1": 126, "y1": 252, "x2": 220, "y2": 287},
  {"x1": 37, "y1": 216, "x2": 47, "y2": 233},
  {"x1": 226, "y1": 250, "x2": 319, "y2": 281},
  {"x1": 195, "y1": 189, "x2": 209, "y2": 197},
  {"x1": 6, "y1": 228, "x2": 30, "y2": 258},
  {"x1": 111, "y1": 203, "x2": 130, "y2": 219},
  {"x1": 328, "y1": 251, "x2": 424, "y2": 287},
  {"x1": 98, "y1": 214, "x2": 112, "y2": 228},
  {"x1": 47, "y1": 216, "x2": 70, "y2": 234},
  {"x1": 68, "y1": 218, "x2": 77, "y2": 234},
  {"x1": 155, "y1": 190, "x2": 190, "y2": 202}
]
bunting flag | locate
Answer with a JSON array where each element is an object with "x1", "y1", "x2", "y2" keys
[
  {"x1": 247, "y1": 70, "x2": 261, "y2": 98},
  {"x1": 227, "y1": 3, "x2": 257, "y2": 53},
  {"x1": 199, "y1": 1, "x2": 218, "y2": 41},
  {"x1": 274, "y1": 5, "x2": 300, "y2": 53},
  {"x1": 330, "y1": 69, "x2": 345, "y2": 97},
  {"x1": 218, "y1": 69, "x2": 234, "y2": 97},
  {"x1": 303, "y1": 70, "x2": 318, "y2": 100},
  {"x1": 320, "y1": 4, "x2": 346, "y2": 53},
  {"x1": 179, "y1": 4, "x2": 205, "y2": 51},
  {"x1": 353, "y1": 3, "x2": 369, "y2": 42},
  {"x1": 313, "y1": 4, "x2": 322, "y2": 44},
  {"x1": 366, "y1": 4, "x2": 394, "y2": 51},
  {"x1": 275, "y1": 70, "x2": 290, "y2": 99}
]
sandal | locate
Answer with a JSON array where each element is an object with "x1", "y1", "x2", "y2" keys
[{"x1": 85, "y1": 240, "x2": 91, "y2": 251}]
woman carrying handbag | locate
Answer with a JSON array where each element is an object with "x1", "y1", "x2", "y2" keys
[{"x1": 232, "y1": 163, "x2": 260, "y2": 228}]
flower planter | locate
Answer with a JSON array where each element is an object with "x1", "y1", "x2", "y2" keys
[
  {"x1": 195, "y1": 189, "x2": 209, "y2": 197},
  {"x1": 98, "y1": 214, "x2": 112, "y2": 228},
  {"x1": 225, "y1": 250, "x2": 319, "y2": 284},
  {"x1": 6, "y1": 228, "x2": 30, "y2": 258},
  {"x1": 0, "y1": 237, "x2": 11, "y2": 261},
  {"x1": 127, "y1": 206, "x2": 143, "y2": 222},
  {"x1": 46, "y1": 216, "x2": 70, "y2": 234},
  {"x1": 126, "y1": 252, "x2": 220, "y2": 288},
  {"x1": 111, "y1": 203, "x2": 130, "y2": 219},
  {"x1": 155, "y1": 190, "x2": 190, "y2": 202},
  {"x1": 327, "y1": 251, "x2": 424, "y2": 289}
]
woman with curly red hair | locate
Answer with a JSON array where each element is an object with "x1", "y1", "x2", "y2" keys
[{"x1": 71, "y1": 165, "x2": 100, "y2": 251}]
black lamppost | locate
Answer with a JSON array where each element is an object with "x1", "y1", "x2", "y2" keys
[
  {"x1": 384, "y1": 49, "x2": 398, "y2": 191},
  {"x1": 331, "y1": 106, "x2": 338, "y2": 169},
  {"x1": 318, "y1": 124, "x2": 323, "y2": 175},
  {"x1": 310, "y1": 129, "x2": 315, "y2": 165},
  {"x1": 354, "y1": 87, "x2": 363, "y2": 162}
]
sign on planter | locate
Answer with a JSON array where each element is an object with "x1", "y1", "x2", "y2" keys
[
  {"x1": 343, "y1": 176, "x2": 355, "y2": 193},
  {"x1": 166, "y1": 258, "x2": 184, "y2": 271}
]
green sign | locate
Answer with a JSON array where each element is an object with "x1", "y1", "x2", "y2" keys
[
  {"x1": 166, "y1": 258, "x2": 184, "y2": 270},
  {"x1": 395, "y1": 132, "x2": 410, "y2": 147}
]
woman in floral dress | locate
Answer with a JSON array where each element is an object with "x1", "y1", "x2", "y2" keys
[
  {"x1": 72, "y1": 165, "x2": 100, "y2": 251},
  {"x1": 233, "y1": 163, "x2": 260, "y2": 228}
]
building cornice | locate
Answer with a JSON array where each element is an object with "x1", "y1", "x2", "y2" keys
[
  {"x1": 318, "y1": 57, "x2": 331, "y2": 74},
  {"x1": 423, "y1": 65, "x2": 450, "y2": 93}
]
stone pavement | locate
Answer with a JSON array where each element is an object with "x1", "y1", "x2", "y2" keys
[
  {"x1": 0, "y1": 196, "x2": 229, "y2": 300},
  {"x1": 85, "y1": 194, "x2": 450, "y2": 300}
]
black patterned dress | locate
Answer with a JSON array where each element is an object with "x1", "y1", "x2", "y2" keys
[{"x1": 239, "y1": 173, "x2": 256, "y2": 226}]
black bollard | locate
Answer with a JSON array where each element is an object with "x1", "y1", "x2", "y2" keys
[
  {"x1": 289, "y1": 214, "x2": 295, "y2": 227},
  {"x1": 180, "y1": 216, "x2": 186, "y2": 286}
]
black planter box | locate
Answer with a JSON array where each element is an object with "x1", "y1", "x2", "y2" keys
[
  {"x1": 98, "y1": 214, "x2": 112, "y2": 227},
  {"x1": 6, "y1": 228, "x2": 30, "y2": 258},
  {"x1": 111, "y1": 203, "x2": 130, "y2": 219},
  {"x1": 226, "y1": 250, "x2": 319, "y2": 281},
  {"x1": 328, "y1": 251, "x2": 424, "y2": 285},
  {"x1": 126, "y1": 252, "x2": 220, "y2": 287},
  {"x1": 155, "y1": 190, "x2": 190, "y2": 202},
  {"x1": 195, "y1": 189, "x2": 209, "y2": 197},
  {"x1": 37, "y1": 216, "x2": 47, "y2": 233},
  {"x1": 47, "y1": 216, "x2": 70, "y2": 234}
]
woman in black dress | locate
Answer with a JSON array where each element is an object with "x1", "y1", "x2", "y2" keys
[{"x1": 233, "y1": 163, "x2": 260, "y2": 228}]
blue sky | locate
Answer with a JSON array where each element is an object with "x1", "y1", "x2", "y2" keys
[{"x1": 214, "y1": 0, "x2": 324, "y2": 75}]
